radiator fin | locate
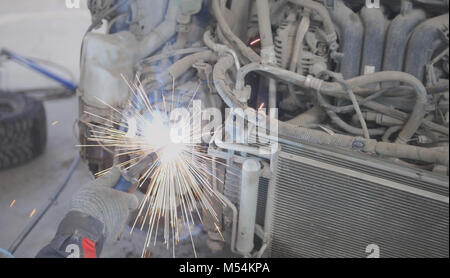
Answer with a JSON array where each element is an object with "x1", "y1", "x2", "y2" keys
[{"x1": 268, "y1": 143, "x2": 449, "y2": 258}]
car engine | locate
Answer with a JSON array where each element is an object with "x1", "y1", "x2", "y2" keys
[{"x1": 78, "y1": 0, "x2": 449, "y2": 257}]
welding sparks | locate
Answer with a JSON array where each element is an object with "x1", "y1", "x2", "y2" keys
[
  {"x1": 249, "y1": 37, "x2": 261, "y2": 46},
  {"x1": 80, "y1": 75, "x2": 226, "y2": 257},
  {"x1": 29, "y1": 209, "x2": 36, "y2": 218},
  {"x1": 51, "y1": 120, "x2": 59, "y2": 126},
  {"x1": 144, "y1": 248, "x2": 151, "y2": 258}
]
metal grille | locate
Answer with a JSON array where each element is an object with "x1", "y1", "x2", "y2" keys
[
  {"x1": 268, "y1": 141, "x2": 449, "y2": 258},
  {"x1": 223, "y1": 162, "x2": 241, "y2": 205}
]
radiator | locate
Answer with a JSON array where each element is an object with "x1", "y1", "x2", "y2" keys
[{"x1": 265, "y1": 139, "x2": 449, "y2": 257}]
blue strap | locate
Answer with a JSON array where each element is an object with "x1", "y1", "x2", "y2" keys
[
  {"x1": 0, "y1": 248, "x2": 14, "y2": 258},
  {"x1": 113, "y1": 175, "x2": 133, "y2": 192}
]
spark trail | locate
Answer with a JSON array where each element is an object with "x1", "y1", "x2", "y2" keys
[{"x1": 78, "y1": 76, "x2": 227, "y2": 257}]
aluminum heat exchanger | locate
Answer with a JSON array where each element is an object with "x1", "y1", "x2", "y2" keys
[{"x1": 262, "y1": 138, "x2": 448, "y2": 257}]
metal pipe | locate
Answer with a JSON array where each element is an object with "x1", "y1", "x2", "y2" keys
[
  {"x1": 256, "y1": 0, "x2": 277, "y2": 65},
  {"x1": 256, "y1": 243, "x2": 268, "y2": 258},
  {"x1": 256, "y1": 0, "x2": 277, "y2": 118},
  {"x1": 268, "y1": 79, "x2": 277, "y2": 118},
  {"x1": 236, "y1": 159, "x2": 261, "y2": 255},
  {"x1": 215, "y1": 136, "x2": 271, "y2": 159},
  {"x1": 254, "y1": 224, "x2": 267, "y2": 258},
  {"x1": 214, "y1": 191, "x2": 239, "y2": 254}
]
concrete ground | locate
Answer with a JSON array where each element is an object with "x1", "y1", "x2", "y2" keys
[{"x1": 0, "y1": 0, "x2": 232, "y2": 258}]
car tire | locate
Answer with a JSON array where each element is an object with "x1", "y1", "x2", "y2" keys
[{"x1": 0, "y1": 92, "x2": 47, "y2": 170}]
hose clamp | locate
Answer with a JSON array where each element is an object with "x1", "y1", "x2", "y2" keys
[{"x1": 305, "y1": 75, "x2": 323, "y2": 91}]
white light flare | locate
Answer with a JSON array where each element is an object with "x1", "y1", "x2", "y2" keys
[{"x1": 80, "y1": 76, "x2": 227, "y2": 258}]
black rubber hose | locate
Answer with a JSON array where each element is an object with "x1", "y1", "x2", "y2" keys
[
  {"x1": 382, "y1": 126, "x2": 402, "y2": 142},
  {"x1": 321, "y1": 70, "x2": 371, "y2": 139},
  {"x1": 317, "y1": 93, "x2": 386, "y2": 136},
  {"x1": 356, "y1": 81, "x2": 449, "y2": 97},
  {"x1": 360, "y1": 6, "x2": 386, "y2": 80},
  {"x1": 322, "y1": 87, "x2": 411, "y2": 113},
  {"x1": 329, "y1": 0, "x2": 364, "y2": 79},
  {"x1": 382, "y1": 9, "x2": 426, "y2": 87},
  {"x1": 236, "y1": 63, "x2": 428, "y2": 144},
  {"x1": 213, "y1": 57, "x2": 448, "y2": 166},
  {"x1": 320, "y1": 71, "x2": 428, "y2": 144},
  {"x1": 287, "y1": 0, "x2": 337, "y2": 43},
  {"x1": 404, "y1": 13, "x2": 449, "y2": 82},
  {"x1": 359, "y1": 97, "x2": 448, "y2": 136},
  {"x1": 354, "y1": 112, "x2": 404, "y2": 127},
  {"x1": 212, "y1": 0, "x2": 260, "y2": 63},
  {"x1": 214, "y1": 55, "x2": 362, "y2": 151},
  {"x1": 151, "y1": 50, "x2": 218, "y2": 86}
]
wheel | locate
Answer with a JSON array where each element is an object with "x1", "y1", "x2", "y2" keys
[{"x1": 0, "y1": 92, "x2": 47, "y2": 170}]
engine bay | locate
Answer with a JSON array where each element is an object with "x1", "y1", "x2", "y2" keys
[{"x1": 78, "y1": 0, "x2": 449, "y2": 257}]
